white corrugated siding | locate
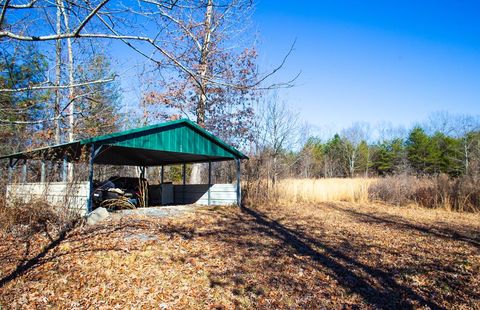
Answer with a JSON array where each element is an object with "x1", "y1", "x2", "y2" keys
[
  {"x1": 6, "y1": 182, "x2": 89, "y2": 216},
  {"x1": 173, "y1": 184, "x2": 237, "y2": 205}
]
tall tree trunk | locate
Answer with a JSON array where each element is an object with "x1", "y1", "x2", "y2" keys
[
  {"x1": 195, "y1": 0, "x2": 213, "y2": 128},
  {"x1": 60, "y1": 0, "x2": 75, "y2": 181},
  {"x1": 54, "y1": 0, "x2": 62, "y2": 145},
  {"x1": 272, "y1": 155, "x2": 277, "y2": 186},
  {"x1": 349, "y1": 150, "x2": 356, "y2": 178},
  {"x1": 365, "y1": 147, "x2": 369, "y2": 177},
  {"x1": 190, "y1": 0, "x2": 213, "y2": 184},
  {"x1": 464, "y1": 138, "x2": 469, "y2": 175}
]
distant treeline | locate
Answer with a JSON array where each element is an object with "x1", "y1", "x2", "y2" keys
[{"x1": 276, "y1": 125, "x2": 480, "y2": 179}]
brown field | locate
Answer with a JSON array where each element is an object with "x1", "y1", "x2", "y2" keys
[
  {"x1": 275, "y1": 178, "x2": 374, "y2": 204},
  {"x1": 1, "y1": 202, "x2": 479, "y2": 309}
]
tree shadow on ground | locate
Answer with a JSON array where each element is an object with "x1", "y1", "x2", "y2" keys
[
  {"x1": 238, "y1": 205, "x2": 444, "y2": 310},
  {"x1": 0, "y1": 228, "x2": 70, "y2": 288},
  {"x1": 323, "y1": 203, "x2": 480, "y2": 248},
  {"x1": 1, "y1": 205, "x2": 464, "y2": 309}
]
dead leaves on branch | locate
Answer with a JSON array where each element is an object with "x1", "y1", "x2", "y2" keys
[{"x1": 1, "y1": 203, "x2": 479, "y2": 309}]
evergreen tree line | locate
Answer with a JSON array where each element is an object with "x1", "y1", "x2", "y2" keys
[
  {"x1": 284, "y1": 124, "x2": 480, "y2": 179},
  {"x1": 0, "y1": 42, "x2": 122, "y2": 156}
]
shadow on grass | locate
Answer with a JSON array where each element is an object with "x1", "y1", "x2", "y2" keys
[
  {"x1": 324, "y1": 203, "x2": 480, "y2": 248},
  {"x1": 0, "y1": 220, "x2": 144, "y2": 288},
  {"x1": 1, "y1": 206, "x2": 452, "y2": 309},
  {"x1": 240, "y1": 205, "x2": 444, "y2": 310},
  {"x1": 0, "y1": 228, "x2": 70, "y2": 288}
]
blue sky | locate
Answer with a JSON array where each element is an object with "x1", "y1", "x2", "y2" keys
[{"x1": 253, "y1": 0, "x2": 480, "y2": 130}]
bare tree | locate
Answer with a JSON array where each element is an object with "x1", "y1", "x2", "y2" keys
[
  {"x1": 340, "y1": 122, "x2": 370, "y2": 177},
  {"x1": 256, "y1": 93, "x2": 299, "y2": 185},
  {"x1": 450, "y1": 114, "x2": 480, "y2": 175},
  {"x1": 136, "y1": 0, "x2": 297, "y2": 183}
]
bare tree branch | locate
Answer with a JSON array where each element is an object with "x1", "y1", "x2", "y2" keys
[
  {"x1": 0, "y1": 77, "x2": 115, "y2": 92},
  {"x1": 0, "y1": 0, "x2": 10, "y2": 26},
  {"x1": 72, "y1": 0, "x2": 110, "y2": 36}
]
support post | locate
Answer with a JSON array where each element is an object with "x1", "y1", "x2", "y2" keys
[
  {"x1": 87, "y1": 145, "x2": 96, "y2": 214},
  {"x1": 7, "y1": 158, "x2": 12, "y2": 184},
  {"x1": 21, "y1": 159, "x2": 27, "y2": 183},
  {"x1": 182, "y1": 163, "x2": 186, "y2": 185},
  {"x1": 208, "y1": 161, "x2": 211, "y2": 205},
  {"x1": 62, "y1": 156, "x2": 67, "y2": 182},
  {"x1": 41, "y1": 160, "x2": 46, "y2": 183},
  {"x1": 182, "y1": 163, "x2": 186, "y2": 204},
  {"x1": 236, "y1": 159, "x2": 241, "y2": 207}
]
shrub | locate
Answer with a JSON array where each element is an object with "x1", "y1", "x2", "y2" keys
[
  {"x1": 369, "y1": 174, "x2": 480, "y2": 212},
  {"x1": 0, "y1": 199, "x2": 78, "y2": 238},
  {"x1": 368, "y1": 174, "x2": 423, "y2": 206}
]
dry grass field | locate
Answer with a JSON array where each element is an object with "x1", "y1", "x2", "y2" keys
[
  {"x1": 1, "y1": 201, "x2": 479, "y2": 309},
  {"x1": 275, "y1": 178, "x2": 375, "y2": 204}
]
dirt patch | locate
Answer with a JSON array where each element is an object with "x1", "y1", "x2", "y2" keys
[
  {"x1": 0, "y1": 203, "x2": 478, "y2": 309},
  {"x1": 111, "y1": 204, "x2": 203, "y2": 219}
]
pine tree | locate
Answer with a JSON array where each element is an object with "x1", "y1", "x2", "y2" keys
[
  {"x1": 429, "y1": 132, "x2": 462, "y2": 176},
  {"x1": 0, "y1": 44, "x2": 49, "y2": 154},
  {"x1": 406, "y1": 127, "x2": 432, "y2": 174},
  {"x1": 357, "y1": 140, "x2": 370, "y2": 177},
  {"x1": 74, "y1": 55, "x2": 122, "y2": 139}
]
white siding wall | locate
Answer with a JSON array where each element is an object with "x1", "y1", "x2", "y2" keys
[
  {"x1": 6, "y1": 182, "x2": 237, "y2": 215},
  {"x1": 173, "y1": 183, "x2": 237, "y2": 205},
  {"x1": 6, "y1": 182, "x2": 89, "y2": 216}
]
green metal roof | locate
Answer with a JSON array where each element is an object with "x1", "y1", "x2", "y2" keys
[{"x1": 0, "y1": 119, "x2": 248, "y2": 166}]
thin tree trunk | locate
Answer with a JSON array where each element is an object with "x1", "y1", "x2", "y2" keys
[
  {"x1": 365, "y1": 147, "x2": 369, "y2": 177},
  {"x1": 464, "y1": 139, "x2": 469, "y2": 174},
  {"x1": 272, "y1": 155, "x2": 277, "y2": 186},
  {"x1": 350, "y1": 151, "x2": 356, "y2": 178},
  {"x1": 196, "y1": 0, "x2": 213, "y2": 127},
  {"x1": 54, "y1": 0, "x2": 62, "y2": 144},
  {"x1": 60, "y1": 0, "x2": 75, "y2": 181}
]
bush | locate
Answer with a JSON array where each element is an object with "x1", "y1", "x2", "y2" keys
[
  {"x1": 369, "y1": 174, "x2": 480, "y2": 212},
  {"x1": 0, "y1": 199, "x2": 78, "y2": 238},
  {"x1": 368, "y1": 174, "x2": 423, "y2": 206}
]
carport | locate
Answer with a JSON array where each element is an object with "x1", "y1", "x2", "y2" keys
[{"x1": 2, "y1": 119, "x2": 248, "y2": 214}]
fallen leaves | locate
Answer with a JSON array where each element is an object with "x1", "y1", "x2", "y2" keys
[{"x1": 0, "y1": 202, "x2": 479, "y2": 309}]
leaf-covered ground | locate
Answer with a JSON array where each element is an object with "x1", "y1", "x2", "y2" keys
[{"x1": 1, "y1": 202, "x2": 479, "y2": 309}]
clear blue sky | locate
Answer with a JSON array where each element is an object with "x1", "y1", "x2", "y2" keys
[{"x1": 253, "y1": 0, "x2": 480, "y2": 129}]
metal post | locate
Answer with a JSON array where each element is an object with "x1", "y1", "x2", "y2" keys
[
  {"x1": 160, "y1": 165, "x2": 164, "y2": 184},
  {"x1": 8, "y1": 158, "x2": 12, "y2": 184},
  {"x1": 21, "y1": 159, "x2": 27, "y2": 183},
  {"x1": 236, "y1": 159, "x2": 241, "y2": 207},
  {"x1": 182, "y1": 163, "x2": 186, "y2": 204},
  {"x1": 208, "y1": 161, "x2": 211, "y2": 205},
  {"x1": 87, "y1": 145, "x2": 96, "y2": 214},
  {"x1": 182, "y1": 163, "x2": 186, "y2": 185},
  {"x1": 41, "y1": 160, "x2": 46, "y2": 183},
  {"x1": 62, "y1": 156, "x2": 67, "y2": 182}
]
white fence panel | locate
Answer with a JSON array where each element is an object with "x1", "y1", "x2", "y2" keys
[{"x1": 6, "y1": 182, "x2": 89, "y2": 216}]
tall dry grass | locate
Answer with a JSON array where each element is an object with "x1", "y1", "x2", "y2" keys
[
  {"x1": 258, "y1": 176, "x2": 479, "y2": 212},
  {"x1": 275, "y1": 178, "x2": 376, "y2": 204}
]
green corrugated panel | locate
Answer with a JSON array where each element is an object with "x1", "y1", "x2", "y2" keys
[
  {"x1": 81, "y1": 119, "x2": 246, "y2": 159},
  {"x1": 0, "y1": 119, "x2": 248, "y2": 161}
]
